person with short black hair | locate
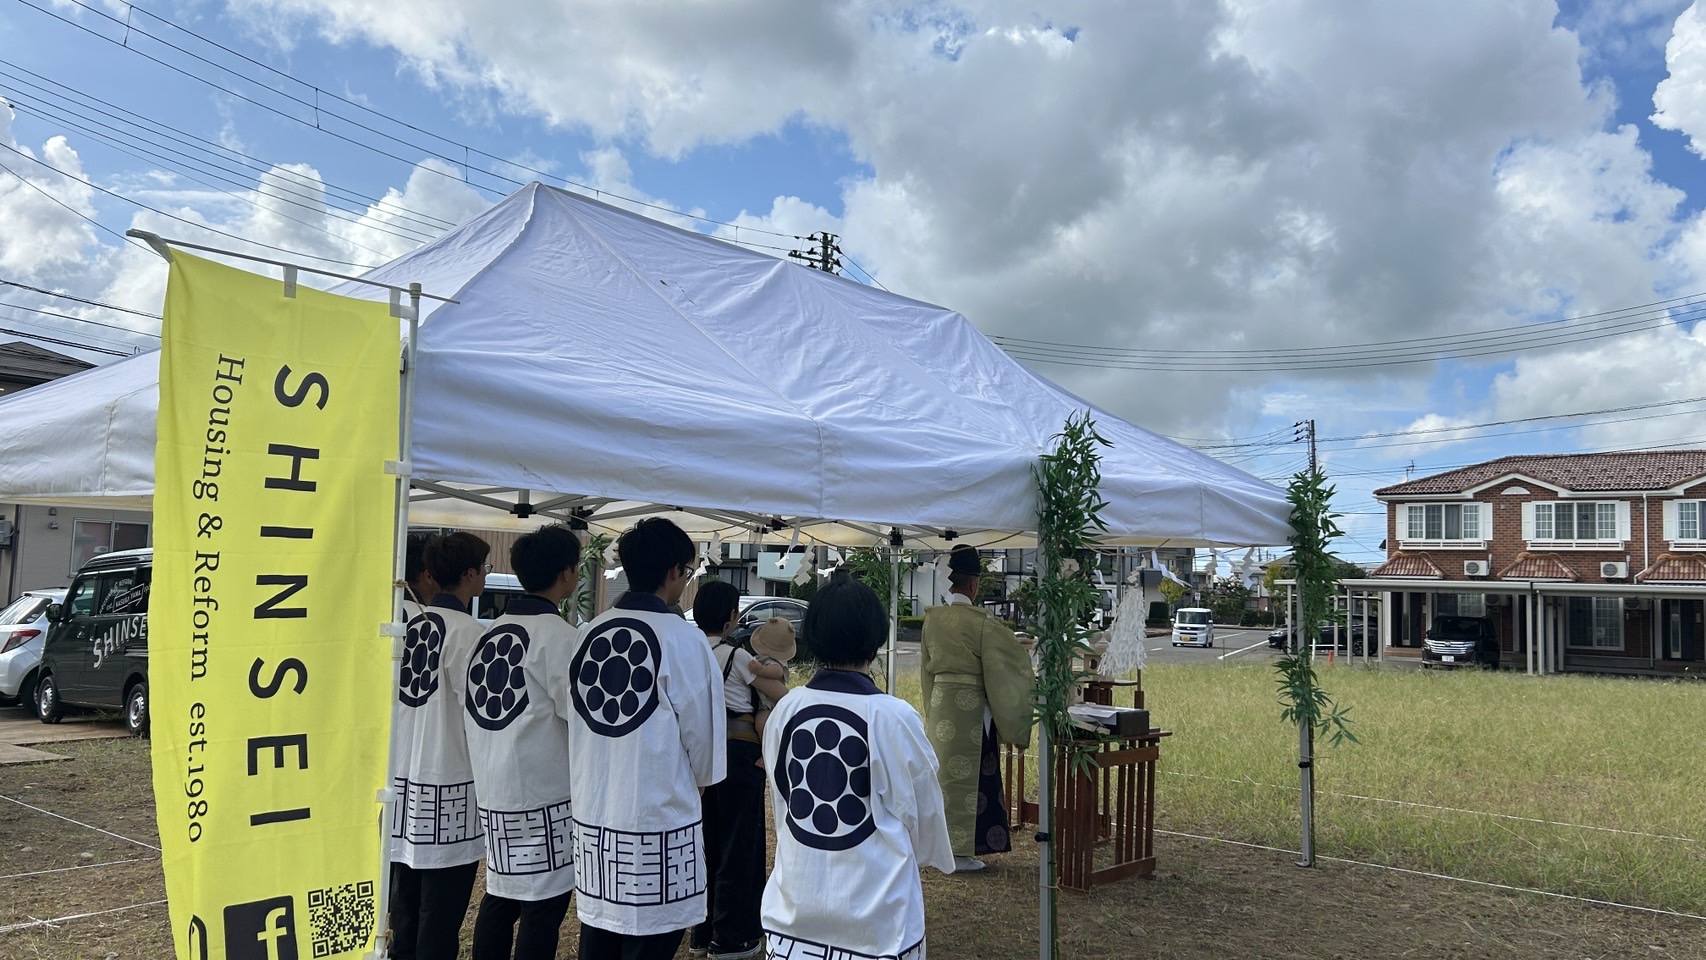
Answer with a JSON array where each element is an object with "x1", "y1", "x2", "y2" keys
[
  {"x1": 389, "y1": 531, "x2": 489, "y2": 960},
  {"x1": 463, "y1": 524, "x2": 583, "y2": 960},
  {"x1": 568, "y1": 518, "x2": 725, "y2": 960},
  {"x1": 689, "y1": 581, "x2": 788, "y2": 960},
  {"x1": 404, "y1": 532, "x2": 441, "y2": 610},
  {"x1": 920, "y1": 544, "x2": 1034, "y2": 872},
  {"x1": 760, "y1": 578, "x2": 953, "y2": 959}
]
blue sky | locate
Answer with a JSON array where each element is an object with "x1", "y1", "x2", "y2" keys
[{"x1": 4, "y1": 1, "x2": 1706, "y2": 565}]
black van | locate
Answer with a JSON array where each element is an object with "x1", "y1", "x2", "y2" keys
[{"x1": 35, "y1": 548, "x2": 151, "y2": 736}]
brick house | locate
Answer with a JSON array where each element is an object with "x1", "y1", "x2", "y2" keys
[{"x1": 1362, "y1": 451, "x2": 1706, "y2": 677}]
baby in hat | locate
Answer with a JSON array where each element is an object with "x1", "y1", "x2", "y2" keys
[{"x1": 749, "y1": 617, "x2": 797, "y2": 739}]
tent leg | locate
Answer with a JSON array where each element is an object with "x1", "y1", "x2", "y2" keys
[
  {"x1": 372, "y1": 283, "x2": 420, "y2": 960},
  {"x1": 887, "y1": 547, "x2": 900, "y2": 694}
]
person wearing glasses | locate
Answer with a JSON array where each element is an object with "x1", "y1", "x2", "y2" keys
[
  {"x1": 567, "y1": 518, "x2": 725, "y2": 959},
  {"x1": 388, "y1": 531, "x2": 491, "y2": 960}
]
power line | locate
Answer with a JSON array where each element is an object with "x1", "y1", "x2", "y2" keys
[
  {"x1": 0, "y1": 279, "x2": 161, "y2": 319},
  {"x1": 22, "y1": 0, "x2": 804, "y2": 243},
  {"x1": 994, "y1": 288, "x2": 1706, "y2": 359},
  {"x1": 0, "y1": 140, "x2": 378, "y2": 268},
  {"x1": 0, "y1": 151, "x2": 150, "y2": 252},
  {"x1": 0, "y1": 299, "x2": 159, "y2": 339},
  {"x1": 0, "y1": 58, "x2": 457, "y2": 237},
  {"x1": 0, "y1": 323, "x2": 130, "y2": 356}
]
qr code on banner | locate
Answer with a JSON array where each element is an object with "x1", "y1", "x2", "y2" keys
[{"x1": 306, "y1": 881, "x2": 376, "y2": 958}]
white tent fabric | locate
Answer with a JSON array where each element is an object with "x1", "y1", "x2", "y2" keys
[{"x1": 0, "y1": 183, "x2": 1290, "y2": 548}]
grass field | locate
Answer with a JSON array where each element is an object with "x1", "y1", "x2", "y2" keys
[
  {"x1": 887, "y1": 658, "x2": 1706, "y2": 913},
  {"x1": 1095, "y1": 662, "x2": 1706, "y2": 915}
]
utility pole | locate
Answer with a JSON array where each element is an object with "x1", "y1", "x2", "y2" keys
[
  {"x1": 788, "y1": 231, "x2": 843, "y2": 274},
  {"x1": 1294, "y1": 419, "x2": 1317, "y2": 474}
]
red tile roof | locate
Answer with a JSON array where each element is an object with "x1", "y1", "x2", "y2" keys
[
  {"x1": 1367, "y1": 554, "x2": 1443, "y2": 578},
  {"x1": 1373, "y1": 451, "x2": 1706, "y2": 497},
  {"x1": 1636, "y1": 553, "x2": 1706, "y2": 583},
  {"x1": 1496, "y1": 553, "x2": 1579, "y2": 581}
]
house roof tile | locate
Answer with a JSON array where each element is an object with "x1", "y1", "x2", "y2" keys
[
  {"x1": 1367, "y1": 553, "x2": 1443, "y2": 578},
  {"x1": 1635, "y1": 553, "x2": 1706, "y2": 583},
  {"x1": 1495, "y1": 553, "x2": 1579, "y2": 581},
  {"x1": 1373, "y1": 451, "x2": 1706, "y2": 497}
]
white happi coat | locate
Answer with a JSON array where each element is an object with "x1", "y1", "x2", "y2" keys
[
  {"x1": 461, "y1": 594, "x2": 582, "y2": 900},
  {"x1": 566, "y1": 593, "x2": 725, "y2": 935},
  {"x1": 389, "y1": 593, "x2": 484, "y2": 869},
  {"x1": 761, "y1": 670, "x2": 954, "y2": 960}
]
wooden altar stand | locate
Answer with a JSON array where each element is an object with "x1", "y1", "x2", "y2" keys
[{"x1": 1002, "y1": 673, "x2": 1170, "y2": 891}]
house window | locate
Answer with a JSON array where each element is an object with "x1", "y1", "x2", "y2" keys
[
  {"x1": 1565, "y1": 597, "x2": 1624, "y2": 650},
  {"x1": 1531, "y1": 502, "x2": 1619, "y2": 542},
  {"x1": 1401, "y1": 503, "x2": 1484, "y2": 543},
  {"x1": 70, "y1": 520, "x2": 150, "y2": 574},
  {"x1": 1679, "y1": 501, "x2": 1701, "y2": 541},
  {"x1": 1434, "y1": 593, "x2": 1486, "y2": 617}
]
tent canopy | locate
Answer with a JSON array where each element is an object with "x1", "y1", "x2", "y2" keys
[{"x1": 0, "y1": 183, "x2": 1290, "y2": 549}]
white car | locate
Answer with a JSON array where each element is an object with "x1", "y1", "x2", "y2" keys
[
  {"x1": 0, "y1": 589, "x2": 66, "y2": 708},
  {"x1": 1169, "y1": 607, "x2": 1215, "y2": 648}
]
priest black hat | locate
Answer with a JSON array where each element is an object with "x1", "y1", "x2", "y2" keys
[{"x1": 947, "y1": 543, "x2": 981, "y2": 576}]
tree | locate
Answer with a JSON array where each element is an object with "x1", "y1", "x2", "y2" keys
[
  {"x1": 1206, "y1": 575, "x2": 1252, "y2": 623},
  {"x1": 1274, "y1": 468, "x2": 1357, "y2": 867},
  {"x1": 1157, "y1": 577, "x2": 1188, "y2": 609}
]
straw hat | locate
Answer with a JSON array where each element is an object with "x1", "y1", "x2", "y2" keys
[{"x1": 751, "y1": 617, "x2": 797, "y2": 661}]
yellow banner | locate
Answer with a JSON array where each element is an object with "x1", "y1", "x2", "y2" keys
[{"x1": 152, "y1": 252, "x2": 399, "y2": 960}]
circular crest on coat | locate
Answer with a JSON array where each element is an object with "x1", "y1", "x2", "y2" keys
[
  {"x1": 774, "y1": 703, "x2": 876, "y2": 851},
  {"x1": 399, "y1": 611, "x2": 445, "y2": 708},
  {"x1": 466, "y1": 624, "x2": 531, "y2": 730},
  {"x1": 570, "y1": 617, "x2": 661, "y2": 737}
]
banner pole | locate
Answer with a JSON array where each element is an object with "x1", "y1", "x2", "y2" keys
[{"x1": 371, "y1": 283, "x2": 421, "y2": 960}]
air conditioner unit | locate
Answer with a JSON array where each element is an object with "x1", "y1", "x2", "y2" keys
[
  {"x1": 1600, "y1": 561, "x2": 1629, "y2": 579},
  {"x1": 1624, "y1": 597, "x2": 1650, "y2": 611},
  {"x1": 1485, "y1": 594, "x2": 1505, "y2": 607},
  {"x1": 1463, "y1": 560, "x2": 1490, "y2": 577}
]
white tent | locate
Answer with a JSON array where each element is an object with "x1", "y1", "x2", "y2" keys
[{"x1": 0, "y1": 183, "x2": 1289, "y2": 548}]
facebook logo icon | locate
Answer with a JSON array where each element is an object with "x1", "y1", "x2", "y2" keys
[{"x1": 224, "y1": 897, "x2": 297, "y2": 960}]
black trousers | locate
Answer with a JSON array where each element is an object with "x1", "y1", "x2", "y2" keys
[
  {"x1": 575, "y1": 925, "x2": 684, "y2": 960},
  {"x1": 470, "y1": 889, "x2": 573, "y2": 960},
  {"x1": 388, "y1": 860, "x2": 478, "y2": 960},
  {"x1": 691, "y1": 738, "x2": 766, "y2": 951}
]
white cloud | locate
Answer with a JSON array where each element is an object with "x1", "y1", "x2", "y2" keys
[
  {"x1": 1653, "y1": 0, "x2": 1706, "y2": 154},
  {"x1": 13, "y1": 1, "x2": 1705, "y2": 453}
]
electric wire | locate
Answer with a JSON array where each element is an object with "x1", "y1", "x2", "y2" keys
[
  {"x1": 0, "y1": 57, "x2": 457, "y2": 236},
  {"x1": 1, "y1": 278, "x2": 161, "y2": 319},
  {"x1": 20, "y1": 0, "x2": 804, "y2": 243},
  {"x1": 995, "y1": 298, "x2": 1706, "y2": 370},
  {"x1": 0, "y1": 151, "x2": 150, "y2": 252},
  {"x1": 0, "y1": 300, "x2": 156, "y2": 344},
  {"x1": 0, "y1": 139, "x2": 378, "y2": 268}
]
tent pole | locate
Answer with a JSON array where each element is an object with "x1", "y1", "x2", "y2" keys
[
  {"x1": 887, "y1": 529, "x2": 902, "y2": 694},
  {"x1": 373, "y1": 282, "x2": 421, "y2": 960}
]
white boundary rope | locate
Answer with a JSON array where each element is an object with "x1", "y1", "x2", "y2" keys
[
  {"x1": 0, "y1": 857, "x2": 160, "y2": 882},
  {"x1": 0, "y1": 899, "x2": 167, "y2": 935},
  {"x1": 1162, "y1": 771, "x2": 1698, "y2": 843},
  {"x1": 0, "y1": 793, "x2": 163, "y2": 851},
  {"x1": 1157, "y1": 829, "x2": 1706, "y2": 922}
]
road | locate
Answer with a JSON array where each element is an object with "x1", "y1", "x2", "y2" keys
[
  {"x1": 879, "y1": 627, "x2": 1285, "y2": 678},
  {"x1": 1140, "y1": 627, "x2": 1284, "y2": 666}
]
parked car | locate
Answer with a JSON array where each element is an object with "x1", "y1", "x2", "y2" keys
[
  {"x1": 727, "y1": 596, "x2": 810, "y2": 659},
  {"x1": 1421, "y1": 615, "x2": 1500, "y2": 670},
  {"x1": 1268, "y1": 621, "x2": 1370, "y2": 655},
  {"x1": 35, "y1": 548, "x2": 152, "y2": 736},
  {"x1": 0, "y1": 588, "x2": 66, "y2": 709},
  {"x1": 1170, "y1": 607, "x2": 1215, "y2": 648},
  {"x1": 472, "y1": 572, "x2": 526, "y2": 623}
]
